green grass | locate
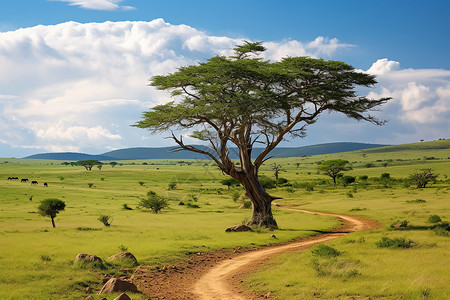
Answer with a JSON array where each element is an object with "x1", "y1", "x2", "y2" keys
[
  {"x1": 0, "y1": 160, "x2": 338, "y2": 299},
  {"x1": 1, "y1": 140, "x2": 449, "y2": 299}
]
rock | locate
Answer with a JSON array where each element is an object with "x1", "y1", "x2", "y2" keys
[
  {"x1": 108, "y1": 252, "x2": 138, "y2": 264},
  {"x1": 98, "y1": 278, "x2": 138, "y2": 294},
  {"x1": 74, "y1": 253, "x2": 102, "y2": 263},
  {"x1": 225, "y1": 224, "x2": 253, "y2": 232},
  {"x1": 114, "y1": 293, "x2": 132, "y2": 300}
]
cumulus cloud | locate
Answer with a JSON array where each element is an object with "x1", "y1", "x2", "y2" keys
[
  {"x1": 51, "y1": 0, "x2": 135, "y2": 11},
  {"x1": 365, "y1": 59, "x2": 450, "y2": 142},
  {"x1": 0, "y1": 19, "x2": 355, "y2": 156}
]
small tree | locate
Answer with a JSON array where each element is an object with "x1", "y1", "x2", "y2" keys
[
  {"x1": 220, "y1": 178, "x2": 240, "y2": 190},
  {"x1": 139, "y1": 191, "x2": 168, "y2": 213},
  {"x1": 37, "y1": 198, "x2": 66, "y2": 228},
  {"x1": 318, "y1": 159, "x2": 351, "y2": 185},
  {"x1": 110, "y1": 162, "x2": 118, "y2": 168},
  {"x1": 75, "y1": 160, "x2": 102, "y2": 171},
  {"x1": 271, "y1": 163, "x2": 285, "y2": 180},
  {"x1": 410, "y1": 169, "x2": 438, "y2": 188}
]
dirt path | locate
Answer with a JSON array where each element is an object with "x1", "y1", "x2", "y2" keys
[
  {"x1": 134, "y1": 209, "x2": 378, "y2": 299},
  {"x1": 193, "y1": 209, "x2": 375, "y2": 300}
]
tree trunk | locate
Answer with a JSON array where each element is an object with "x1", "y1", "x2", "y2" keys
[
  {"x1": 237, "y1": 173, "x2": 278, "y2": 229},
  {"x1": 51, "y1": 216, "x2": 56, "y2": 228}
]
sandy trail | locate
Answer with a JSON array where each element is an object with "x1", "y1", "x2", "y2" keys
[{"x1": 193, "y1": 209, "x2": 373, "y2": 300}]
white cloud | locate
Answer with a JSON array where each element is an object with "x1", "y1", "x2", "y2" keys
[
  {"x1": 51, "y1": 0, "x2": 135, "y2": 11},
  {"x1": 365, "y1": 59, "x2": 450, "y2": 140},
  {"x1": 0, "y1": 19, "x2": 355, "y2": 156}
]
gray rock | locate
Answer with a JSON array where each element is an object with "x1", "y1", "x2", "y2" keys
[
  {"x1": 98, "y1": 278, "x2": 138, "y2": 294},
  {"x1": 74, "y1": 253, "x2": 102, "y2": 263}
]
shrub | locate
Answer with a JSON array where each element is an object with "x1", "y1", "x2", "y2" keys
[
  {"x1": 340, "y1": 175, "x2": 355, "y2": 186},
  {"x1": 97, "y1": 214, "x2": 113, "y2": 226},
  {"x1": 186, "y1": 203, "x2": 200, "y2": 208},
  {"x1": 381, "y1": 173, "x2": 390, "y2": 179},
  {"x1": 138, "y1": 181, "x2": 145, "y2": 186},
  {"x1": 168, "y1": 181, "x2": 177, "y2": 190},
  {"x1": 311, "y1": 244, "x2": 341, "y2": 257},
  {"x1": 276, "y1": 177, "x2": 289, "y2": 186},
  {"x1": 138, "y1": 191, "x2": 168, "y2": 213},
  {"x1": 87, "y1": 183, "x2": 94, "y2": 188},
  {"x1": 232, "y1": 191, "x2": 241, "y2": 202},
  {"x1": 428, "y1": 215, "x2": 442, "y2": 223},
  {"x1": 122, "y1": 203, "x2": 132, "y2": 210},
  {"x1": 242, "y1": 200, "x2": 252, "y2": 209},
  {"x1": 390, "y1": 220, "x2": 409, "y2": 229},
  {"x1": 375, "y1": 237, "x2": 416, "y2": 248},
  {"x1": 430, "y1": 222, "x2": 449, "y2": 236},
  {"x1": 359, "y1": 175, "x2": 368, "y2": 180},
  {"x1": 346, "y1": 191, "x2": 354, "y2": 198},
  {"x1": 259, "y1": 175, "x2": 276, "y2": 189}
]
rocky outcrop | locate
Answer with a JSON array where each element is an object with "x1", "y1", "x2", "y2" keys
[{"x1": 108, "y1": 252, "x2": 138, "y2": 264}]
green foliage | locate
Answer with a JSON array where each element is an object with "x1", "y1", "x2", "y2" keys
[
  {"x1": 232, "y1": 191, "x2": 241, "y2": 202},
  {"x1": 311, "y1": 244, "x2": 341, "y2": 257},
  {"x1": 97, "y1": 214, "x2": 113, "y2": 226},
  {"x1": 138, "y1": 191, "x2": 168, "y2": 213},
  {"x1": 138, "y1": 181, "x2": 145, "y2": 186},
  {"x1": 186, "y1": 203, "x2": 200, "y2": 208},
  {"x1": 340, "y1": 175, "x2": 356, "y2": 186},
  {"x1": 168, "y1": 181, "x2": 177, "y2": 190},
  {"x1": 242, "y1": 200, "x2": 252, "y2": 209},
  {"x1": 276, "y1": 177, "x2": 289, "y2": 186},
  {"x1": 428, "y1": 215, "x2": 442, "y2": 223},
  {"x1": 87, "y1": 183, "x2": 94, "y2": 188},
  {"x1": 75, "y1": 160, "x2": 102, "y2": 171},
  {"x1": 37, "y1": 198, "x2": 66, "y2": 228},
  {"x1": 375, "y1": 237, "x2": 416, "y2": 248},
  {"x1": 410, "y1": 169, "x2": 439, "y2": 188},
  {"x1": 318, "y1": 160, "x2": 351, "y2": 185},
  {"x1": 359, "y1": 175, "x2": 368, "y2": 180},
  {"x1": 220, "y1": 178, "x2": 240, "y2": 189},
  {"x1": 258, "y1": 175, "x2": 276, "y2": 189}
]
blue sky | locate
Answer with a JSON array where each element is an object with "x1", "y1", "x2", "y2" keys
[{"x1": 0, "y1": 0, "x2": 449, "y2": 157}]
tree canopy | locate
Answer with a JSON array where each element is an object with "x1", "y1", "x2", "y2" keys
[
  {"x1": 37, "y1": 198, "x2": 66, "y2": 228},
  {"x1": 75, "y1": 160, "x2": 103, "y2": 171},
  {"x1": 135, "y1": 41, "x2": 390, "y2": 227},
  {"x1": 318, "y1": 159, "x2": 351, "y2": 185}
]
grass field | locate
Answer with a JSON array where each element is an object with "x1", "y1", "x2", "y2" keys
[{"x1": 0, "y1": 140, "x2": 449, "y2": 299}]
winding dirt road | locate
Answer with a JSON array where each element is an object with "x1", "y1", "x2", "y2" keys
[
  {"x1": 134, "y1": 209, "x2": 378, "y2": 299},
  {"x1": 192, "y1": 209, "x2": 375, "y2": 300}
]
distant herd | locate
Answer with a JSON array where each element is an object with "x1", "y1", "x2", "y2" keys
[{"x1": 7, "y1": 177, "x2": 48, "y2": 187}]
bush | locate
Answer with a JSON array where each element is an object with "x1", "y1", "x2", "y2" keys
[
  {"x1": 259, "y1": 175, "x2": 276, "y2": 189},
  {"x1": 232, "y1": 191, "x2": 241, "y2": 202},
  {"x1": 122, "y1": 203, "x2": 132, "y2": 210},
  {"x1": 311, "y1": 244, "x2": 341, "y2": 257},
  {"x1": 139, "y1": 191, "x2": 168, "y2": 213},
  {"x1": 390, "y1": 219, "x2": 409, "y2": 229},
  {"x1": 428, "y1": 215, "x2": 442, "y2": 223},
  {"x1": 340, "y1": 175, "x2": 355, "y2": 185},
  {"x1": 242, "y1": 200, "x2": 252, "y2": 209},
  {"x1": 97, "y1": 214, "x2": 113, "y2": 226},
  {"x1": 359, "y1": 175, "x2": 368, "y2": 180},
  {"x1": 276, "y1": 177, "x2": 289, "y2": 186},
  {"x1": 375, "y1": 237, "x2": 416, "y2": 248},
  {"x1": 381, "y1": 173, "x2": 390, "y2": 179},
  {"x1": 409, "y1": 169, "x2": 439, "y2": 188},
  {"x1": 186, "y1": 203, "x2": 200, "y2": 208},
  {"x1": 168, "y1": 181, "x2": 177, "y2": 190}
]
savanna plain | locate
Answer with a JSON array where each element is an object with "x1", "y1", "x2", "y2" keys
[{"x1": 0, "y1": 140, "x2": 449, "y2": 299}]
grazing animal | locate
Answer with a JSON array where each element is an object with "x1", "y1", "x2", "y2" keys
[
  {"x1": 44, "y1": 182, "x2": 48, "y2": 187},
  {"x1": 31, "y1": 181, "x2": 38, "y2": 185},
  {"x1": 7, "y1": 177, "x2": 12, "y2": 180},
  {"x1": 21, "y1": 178, "x2": 29, "y2": 183}
]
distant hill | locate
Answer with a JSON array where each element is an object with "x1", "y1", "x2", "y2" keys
[
  {"x1": 24, "y1": 142, "x2": 388, "y2": 161},
  {"x1": 24, "y1": 152, "x2": 115, "y2": 161}
]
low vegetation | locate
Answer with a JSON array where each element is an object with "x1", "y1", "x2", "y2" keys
[{"x1": 0, "y1": 139, "x2": 449, "y2": 299}]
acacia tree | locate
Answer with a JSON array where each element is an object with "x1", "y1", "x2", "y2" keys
[
  {"x1": 37, "y1": 198, "x2": 66, "y2": 228},
  {"x1": 318, "y1": 159, "x2": 351, "y2": 185},
  {"x1": 135, "y1": 42, "x2": 390, "y2": 228},
  {"x1": 75, "y1": 160, "x2": 102, "y2": 171}
]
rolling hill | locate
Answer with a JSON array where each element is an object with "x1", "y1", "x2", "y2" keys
[{"x1": 24, "y1": 142, "x2": 388, "y2": 161}]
